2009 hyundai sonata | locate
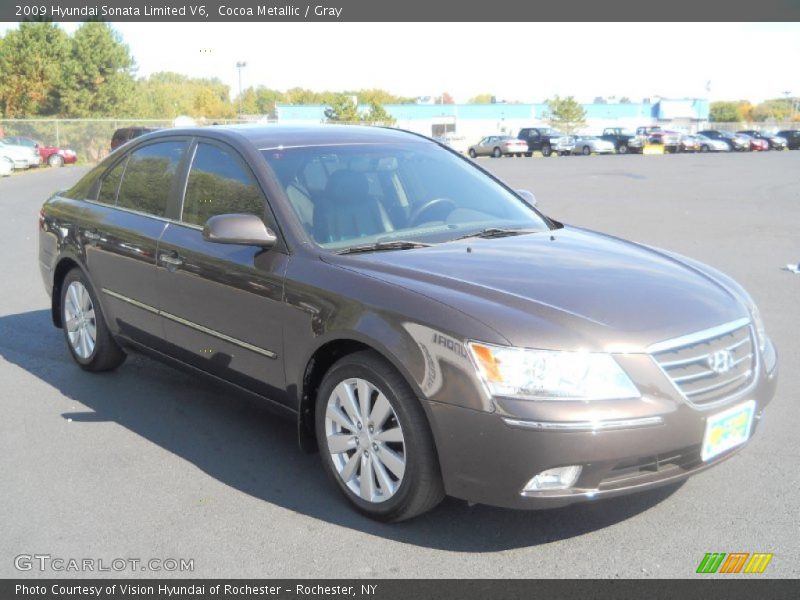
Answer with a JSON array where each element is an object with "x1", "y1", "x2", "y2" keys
[{"x1": 38, "y1": 125, "x2": 778, "y2": 521}]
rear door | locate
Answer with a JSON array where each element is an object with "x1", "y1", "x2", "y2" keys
[
  {"x1": 84, "y1": 139, "x2": 189, "y2": 348},
  {"x1": 155, "y1": 139, "x2": 290, "y2": 401}
]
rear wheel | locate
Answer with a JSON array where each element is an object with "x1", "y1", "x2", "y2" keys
[
  {"x1": 492, "y1": 147, "x2": 502, "y2": 158},
  {"x1": 541, "y1": 144, "x2": 552, "y2": 157},
  {"x1": 48, "y1": 154, "x2": 64, "y2": 167},
  {"x1": 582, "y1": 145, "x2": 591, "y2": 156},
  {"x1": 618, "y1": 144, "x2": 629, "y2": 155},
  {"x1": 60, "y1": 268, "x2": 126, "y2": 372},
  {"x1": 316, "y1": 351, "x2": 444, "y2": 522},
  {"x1": 700, "y1": 145, "x2": 709, "y2": 153}
]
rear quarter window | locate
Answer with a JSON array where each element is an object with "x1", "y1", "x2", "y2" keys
[{"x1": 61, "y1": 165, "x2": 103, "y2": 200}]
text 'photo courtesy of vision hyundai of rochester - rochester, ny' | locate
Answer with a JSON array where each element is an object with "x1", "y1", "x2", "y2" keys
[{"x1": 37, "y1": 125, "x2": 778, "y2": 521}]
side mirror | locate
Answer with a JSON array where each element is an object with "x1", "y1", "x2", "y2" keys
[
  {"x1": 202, "y1": 213, "x2": 277, "y2": 248},
  {"x1": 516, "y1": 189, "x2": 537, "y2": 207}
]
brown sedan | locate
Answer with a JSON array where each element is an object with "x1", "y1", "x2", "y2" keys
[{"x1": 38, "y1": 125, "x2": 778, "y2": 521}]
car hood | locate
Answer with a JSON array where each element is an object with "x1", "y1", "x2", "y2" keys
[{"x1": 325, "y1": 227, "x2": 748, "y2": 351}]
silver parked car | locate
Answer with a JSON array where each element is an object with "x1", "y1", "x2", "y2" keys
[
  {"x1": 0, "y1": 139, "x2": 40, "y2": 169},
  {"x1": 573, "y1": 135, "x2": 616, "y2": 155},
  {"x1": 468, "y1": 135, "x2": 530, "y2": 158},
  {"x1": 693, "y1": 134, "x2": 730, "y2": 153}
]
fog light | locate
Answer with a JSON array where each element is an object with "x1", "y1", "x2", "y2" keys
[{"x1": 523, "y1": 466, "x2": 582, "y2": 492}]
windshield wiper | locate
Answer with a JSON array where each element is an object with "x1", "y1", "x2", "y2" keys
[
  {"x1": 336, "y1": 240, "x2": 433, "y2": 255},
  {"x1": 452, "y1": 227, "x2": 533, "y2": 241}
]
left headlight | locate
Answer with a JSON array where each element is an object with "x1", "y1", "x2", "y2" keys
[{"x1": 468, "y1": 342, "x2": 640, "y2": 401}]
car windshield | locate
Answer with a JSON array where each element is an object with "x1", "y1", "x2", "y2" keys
[{"x1": 261, "y1": 142, "x2": 550, "y2": 251}]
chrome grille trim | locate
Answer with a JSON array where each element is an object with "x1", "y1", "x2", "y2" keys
[{"x1": 648, "y1": 318, "x2": 757, "y2": 409}]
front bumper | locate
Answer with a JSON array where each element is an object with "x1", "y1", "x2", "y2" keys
[{"x1": 426, "y1": 344, "x2": 778, "y2": 510}]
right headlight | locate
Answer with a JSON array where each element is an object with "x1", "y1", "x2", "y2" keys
[{"x1": 468, "y1": 342, "x2": 639, "y2": 401}]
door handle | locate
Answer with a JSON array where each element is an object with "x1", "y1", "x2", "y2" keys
[
  {"x1": 159, "y1": 253, "x2": 184, "y2": 267},
  {"x1": 83, "y1": 230, "x2": 101, "y2": 241}
]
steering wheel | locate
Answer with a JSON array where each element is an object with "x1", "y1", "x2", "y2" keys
[{"x1": 408, "y1": 198, "x2": 458, "y2": 226}]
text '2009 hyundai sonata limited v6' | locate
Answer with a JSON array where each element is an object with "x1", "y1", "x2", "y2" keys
[{"x1": 38, "y1": 125, "x2": 778, "y2": 521}]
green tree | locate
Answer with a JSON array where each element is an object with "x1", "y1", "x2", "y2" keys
[
  {"x1": 468, "y1": 93, "x2": 493, "y2": 104},
  {"x1": 58, "y1": 22, "x2": 137, "y2": 117},
  {"x1": 324, "y1": 94, "x2": 361, "y2": 123},
  {"x1": 348, "y1": 88, "x2": 414, "y2": 105},
  {"x1": 752, "y1": 98, "x2": 795, "y2": 122},
  {"x1": 364, "y1": 102, "x2": 395, "y2": 125},
  {"x1": 709, "y1": 101, "x2": 742, "y2": 122},
  {"x1": 544, "y1": 95, "x2": 587, "y2": 133},
  {"x1": 0, "y1": 22, "x2": 71, "y2": 117},
  {"x1": 135, "y1": 72, "x2": 235, "y2": 119}
]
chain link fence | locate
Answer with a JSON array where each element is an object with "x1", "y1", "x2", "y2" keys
[
  {"x1": 0, "y1": 117, "x2": 262, "y2": 164},
  {"x1": 709, "y1": 121, "x2": 798, "y2": 133}
]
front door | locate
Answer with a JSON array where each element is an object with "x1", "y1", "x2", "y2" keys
[{"x1": 155, "y1": 140, "x2": 289, "y2": 402}]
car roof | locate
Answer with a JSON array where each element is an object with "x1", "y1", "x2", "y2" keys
[{"x1": 144, "y1": 124, "x2": 431, "y2": 150}]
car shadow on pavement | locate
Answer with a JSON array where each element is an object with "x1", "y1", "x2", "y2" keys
[{"x1": 0, "y1": 309, "x2": 683, "y2": 552}]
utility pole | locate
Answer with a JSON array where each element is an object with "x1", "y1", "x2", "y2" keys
[{"x1": 236, "y1": 61, "x2": 248, "y2": 117}]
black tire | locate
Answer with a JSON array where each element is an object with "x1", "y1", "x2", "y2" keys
[
  {"x1": 618, "y1": 144, "x2": 628, "y2": 155},
  {"x1": 582, "y1": 145, "x2": 591, "y2": 156},
  {"x1": 541, "y1": 144, "x2": 552, "y2": 157},
  {"x1": 315, "y1": 350, "x2": 444, "y2": 522},
  {"x1": 468, "y1": 148, "x2": 477, "y2": 158},
  {"x1": 60, "y1": 268, "x2": 126, "y2": 372},
  {"x1": 492, "y1": 147, "x2": 502, "y2": 158},
  {"x1": 48, "y1": 154, "x2": 64, "y2": 167},
  {"x1": 524, "y1": 152, "x2": 532, "y2": 157},
  {"x1": 700, "y1": 145, "x2": 709, "y2": 153}
]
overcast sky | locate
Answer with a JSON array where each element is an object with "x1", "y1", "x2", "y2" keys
[{"x1": 2, "y1": 22, "x2": 799, "y2": 103}]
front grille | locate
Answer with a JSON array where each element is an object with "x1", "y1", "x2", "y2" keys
[{"x1": 651, "y1": 320, "x2": 755, "y2": 407}]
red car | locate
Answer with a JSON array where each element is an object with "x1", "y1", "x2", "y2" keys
[
  {"x1": 3, "y1": 136, "x2": 77, "y2": 167},
  {"x1": 736, "y1": 134, "x2": 768, "y2": 152}
]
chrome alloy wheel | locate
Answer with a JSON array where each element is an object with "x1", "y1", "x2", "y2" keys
[
  {"x1": 324, "y1": 378, "x2": 406, "y2": 503},
  {"x1": 64, "y1": 281, "x2": 97, "y2": 359}
]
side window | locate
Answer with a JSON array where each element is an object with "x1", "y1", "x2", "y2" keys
[
  {"x1": 181, "y1": 142, "x2": 265, "y2": 227},
  {"x1": 97, "y1": 158, "x2": 127, "y2": 205},
  {"x1": 117, "y1": 141, "x2": 187, "y2": 217}
]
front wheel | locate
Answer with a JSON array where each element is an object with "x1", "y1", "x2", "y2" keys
[
  {"x1": 316, "y1": 351, "x2": 444, "y2": 522},
  {"x1": 468, "y1": 148, "x2": 477, "y2": 158},
  {"x1": 582, "y1": 146, "x2": 591, "y2": 156},
  {"x1": 618, "y1": 144, "x2": 629, "y2": 154},
  {"x1": 60, "y1": 268, "x2": 126, "y2": 371},
  {"x1": 48, "y1": 154, "x2": 65, "y2": 167},
  {"x1": 700, "y1": 145, "x2": 709, "y2": 153}
]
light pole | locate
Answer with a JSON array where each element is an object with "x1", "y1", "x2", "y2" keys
[
  {"x1": 783, "y1": 91, "x2": 792, "y2": 123},
  {"x1": 236, "y1": 61, "x2": 247, "y2": 117}
]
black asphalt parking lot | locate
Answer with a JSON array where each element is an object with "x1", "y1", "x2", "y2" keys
[{"x1": 1, "y1": 151, "x2": 798, "y2": 578}]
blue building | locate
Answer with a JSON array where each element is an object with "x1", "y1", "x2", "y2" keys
[{"x1": 276, "y1": 98, "x2": 710, "y2": 149}]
